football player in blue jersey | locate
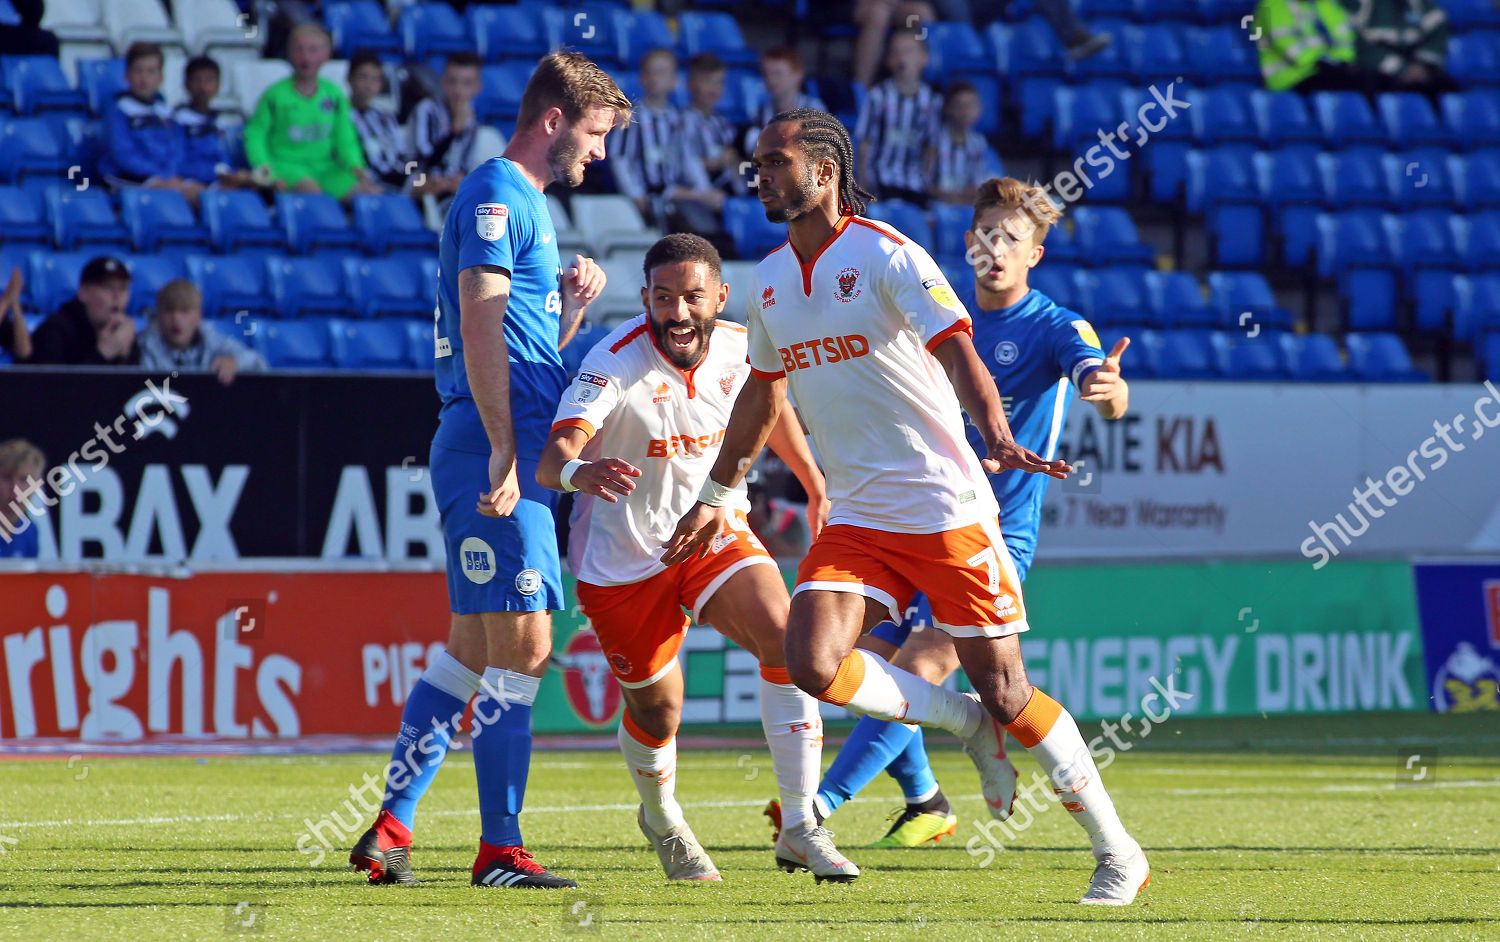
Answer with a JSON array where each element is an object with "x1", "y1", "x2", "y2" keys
[
  {"x1": 769, "y1": 176, "x2": 1132, "y2": 848},
  {"x1": 350, "y1": 52, "x2": 631, "y2": 889}
]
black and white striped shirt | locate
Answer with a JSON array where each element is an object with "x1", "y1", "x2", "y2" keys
[
  {"x1": 681, "y1": 105, "x2": 739, "y2": 191},
  {"x1": 611, "y1": 100, "x2": 711, "y2": 201},
  {"x1": 931, "y1": 127, "x2": 1001, "y2": 195},
  {"x1": 411, "y1": 97, "x2": 504, "y2": 177},
  {"x1": 855, "y1": 81, "x2": 942, "y2": 195},
  {"x1": 350, "y1": 103, "x2": 409, "y2": 187}
]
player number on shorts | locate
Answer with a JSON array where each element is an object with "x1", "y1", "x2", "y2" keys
[{"x1": 965, "y1": 547, "x2": 1001, "y2": 595}]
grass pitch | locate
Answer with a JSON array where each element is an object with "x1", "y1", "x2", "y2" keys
[{"x1": 1, "y1": 712, "x2": 1497, "y2": 940}]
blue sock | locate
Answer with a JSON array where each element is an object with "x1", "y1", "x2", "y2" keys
[
  {"x1": 473, "y1": 667, "x2": 540, "y2": 847},
  {"x1": 382, "y1": 652, "x2": 480, "y2": 830},
  {"x1": 885, "y1": 726, "x2": 939, "y2": 803},
  {"x1": 816, "y1": 715, "x2": 918, "y2": 815}
]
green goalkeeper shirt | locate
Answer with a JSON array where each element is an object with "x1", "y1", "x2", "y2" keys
[{"x1": 244, "y1": 76, "x2": 365, "y2": 173}]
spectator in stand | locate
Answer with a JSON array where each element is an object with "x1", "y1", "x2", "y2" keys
[
  {"x1": 139, "y1": 280, "x2": 265, "y2": 384},
  {"x1": 27, "y1": 257, "x2": 139, "y2": 366},
  {"x1": 173, "y1": 55, "x2": 251, "y2": 188},
  {"x1": 0, "y1": 268, "x2": 30, "y2": 362},
  {"x1": 929, "y1": 81, "x2": 1002, "y2": 206},
  {"x1": 0, "y1": 439, "x2": 46, "y2": 560},
  {"x1": 1254, "y1": 0, "x2": 1363, "y2": 92},
  {"x1": 745, "y1": 47, "x2": 826, "y2": 155},
  {"x1": 410, "y1": 52, "x2": 507, "y2": 206},
  {"x1": 681, "y1": 53, "x2": 743, "y2": 195},
  {"x1": 856, "y1": 27, "x2": 943, "y2": 207},
  {"x1": 244, "y1": 22, "x2": 381, "y2": 200},
  {"x1": 347, "y1": 53, "x2": 412, "y2": 190},
  {"x1": 101, "y1": 42, "x2": 205, "y2": 206},
  {"x1": 612, "y1": 49, "x2": 730, "y2": 254},
  {"x1": 1348, "y1": 0, "x2": 1459, "y2": 98},
  {"x1": 0, "y1": 0, "x2": 58, "y2": 58}
]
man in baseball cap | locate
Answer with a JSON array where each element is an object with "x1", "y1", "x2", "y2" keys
[{"x1": 27, "y1": 256, "x2": 140, "y2": 365}]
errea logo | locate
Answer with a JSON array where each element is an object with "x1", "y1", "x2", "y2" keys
[{"x1": 762, "y1": 285, "x2": 776, "y2": 309}]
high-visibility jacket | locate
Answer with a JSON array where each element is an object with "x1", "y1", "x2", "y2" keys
[{"x1": 1255, "y1": 0, "x2": 1358, "y2": 91}]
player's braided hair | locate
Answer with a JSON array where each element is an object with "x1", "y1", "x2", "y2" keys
[{"x1": 769, "y1": 108, "x2": 873, "y2": 217}]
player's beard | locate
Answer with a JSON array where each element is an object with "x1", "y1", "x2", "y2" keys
[
  {"x1": 547, "y1": 135, "x2": 586, "y2": 187},
  {"x1": 763, "y1": 166, "x2": 819, "y2": 224},
  {"x1": 650, "y1": 315, "x2": 717, "y2": 371}
]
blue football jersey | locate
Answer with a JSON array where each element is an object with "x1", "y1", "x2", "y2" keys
[
  {"x1": 0, "y1": 519, "x2": 39, "y2": 558},
  {"x1": 968, "y1": 288, "x2": 1105, "y2": 566},
  {"x1": 432, "y1": 157, "x2": 564, "y2": 459}
]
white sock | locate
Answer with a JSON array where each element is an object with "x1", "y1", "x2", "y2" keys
[
  {"x1": 1009, "y1": 688, "x2": 1135, "y2": 859},
  {"x1": 759, "y1": 672, "x2": 821, "y2": 831},
  {"x1": 422, "y1": 651, "x2": 482, "y2": 701},
  {"x1": 828, "y1": 649, "x2": 984, "y2": 740},
  {"x1": 617, "y1": 715, "x2": 685, "y2": 832}
]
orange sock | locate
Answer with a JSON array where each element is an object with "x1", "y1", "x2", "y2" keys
[
  {"x1": 759, "y1": 665, "x2": 793, "y2": 685},
  {"x1": 816, "y1": 652, "x2": 867, "y2": 706},
  {"x1": 1004, "y1": 687, "x2": 1063, "y2": 748}
]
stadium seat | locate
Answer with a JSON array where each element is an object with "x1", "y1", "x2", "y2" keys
[
  {"x1": 594, "y1": 257, "x2": 646, "y2": 322},
  {"x1": 560, "y1": 317, "x2": 609, "y2": 376},
  {"x1": 1153, "y1": 328, "x2": 1222, "y2": 379},
  {"x1": 1343, "y1": 331, "x2": 1426, "y2": 381},
  {"x1": 185, "y1": 253, "x2": 276, "y2": 318},
  {"x1": 77, "y1": 57, "x2": 126, "y2": 115},
  {"x1": 1383, "y1": 148, "x2": 1457, "y2": 209},
  {"x1": 1184, "y1": 145, "x2": 1258, "y2": 215},
  {"x1": 1311, "y1": 91, "x2": 1385, "y2": 147},
  {"x1": 27, "y1": 250, "x2": 93, "y2": 313},
  {"x1": 1074, "y1": 266, "x2": 1152, "y2": 325},
  {"x1": 405, "y1": 318, "x2": 434, "y2": 370},
  {"x1": 864, "y1": 200, "x2": 931, "y2": 246},
  {"x1": 1041, "y1": 217, "x2": 1079, "y2": 265},
  {"x1": 276, "y1": 193, "x2": 360, "y2": 255},
  {"x1": 722, "y1": 196, "x2": 785, "y2": 260},
  {"x1": 1145, "y1": 270, "x2": 1214, "y2": 327},
  {"x1": 1144, "y1": 139, "x2": 1193, "y2": 203},
  {"x1": 1377, "y1": 92, "x2": 1451, "y2": 149},
  {"x1": 1411, "y1": 268, "x2": 1466, "y2": 335},
  {"x1": 330, "y1": 318, "x2": 412, "y2": 370},
  {"x1": 396, "y1": 2, "x2": 474, "y2": 59},
  {"x1": 123, "y1": 253, "x2": 187, "y2": 317},
  {"x1": 1071, "y1": 21, "x2": 1134, "y2": 81},
  {"x1": 1125, "y1": 23, "x2": 1192, "y2": 84},
  {"x1": 119, "y1": 188, "x2": 207, "y2": 251},
  {"x1": 544, "y1": 2, "x2": 626, "y2": 65},
  {"x1": 467, "y1": 4, "x2": 548, "y2": 62},
  {"x1": 1000, "y1": 18, "x2": 1067, "y2": 82},
  {"x1": 4, "y1": 56, "x2": 87, "y2": 115},
  {"x1": 476, "y1": 61, "x2": 538, "y2": 126},
  {"x1": 45, "y1": 188, "x2": 129, "y2": 250},
  {"x1": 258, "y1": 317, "x2": 337, "y2": 368},
  {"x1": 350, "y1": 193, "x2": 432, "y2": 255},
  {"x1": 343, "y1": 256, "x2": 431, "y2": 319},
  {"x1": 1206, "y1": 270, "x2": 1293, "y2": 330},
  {"x1": 676, "y1": 12, "x2": 758, "y2": 67},
  {"x1": 0, "y1": 117, "x2": 70, "y2": 181},
  {"x1": 1440, "y1": 90, "x2": 1500, "y2": 150},
  {"x1": 1482, "y1": 330, "x2": 1500, "y2": 382},
  {"x1": 1028, "y1": 264, "x2": 1080, "y2": 311},
  {"x1": 617, "y1": 9, "x2": 673, "y2": 68},
  {"x1": 1453, "y1": 272, "x2": 1500, "y2": 339},
  {"x1": 1102, "y1": 325, "x2": 1158, "y2": 376},
  {"x1": 1070, "y1": 206, "x2": 1155, "y2": 266},
  {"x1": 1457, "y1": 210, "x2": 1500, "y2": 273},
  {"x1": 1386, "y1": 210, "x2": 1462, "y2": 276},
  {"x1": 1444, "y1": 0, "x2": 1500, "y2": 29},
  {"x1": 964, "y1": 73, "x2": 1003, "y2": 137},
  {"x1": 202, "y1": 189, "x2": 282, "y2": 252},
  {"x1": 1314, "y1": 209, "x2": 1394, "y2": 279},
  {"x1": 1212, "y1": 330, "x2": 1290, "y2": 380},
  {"x1": 100, "y1": 0, "x2": 184, "y2": 53},
  {"x1": 1188, "y1": 26, "x2": 1262, "y2": 85},
  {"x1": 231, "y1": 59, "x2": 291, "y2": 116},
  {"x1": 266, "y1": 256, "x2": 352, "y2": 318},
  {"x1": 1253, "y1": 146, "x2": 1324, "y2": 265},
  {"x1": 571, "y1": 194, "x2": 659, "y2": 258},
  {"x1": 1249, "y1": 89, "x2": 1321, "y2": 147},
  {"x1": 324, "y1": 0, "x2": 401, "y2": 58},
  {"x1": 0, "y1": 185, "x2": 49, "y2": 245},
  {"x1": 930, "y1": 202, "x2": 972, "y2": 263},
  {"x1": 1133, "y1": 0, "x2": 1200, "y2": 22},
  {"x1": 923, "y1": 22, "x2": 991, "y2": 79},
  {"x1": 1453, "y1": 149, "x2": 1500, "y2": 208},
  {"x1": 1191, "y1": 84, "x2": 1258, "y2": 145},
  {"x1": 175, "y1": 0, "x2": 257, "y2": 56},
  {"x1": 1052, "y1": 82, "x2": 1125, "y2": 152},
  {"x1": 1278, "y1": 332, "x2": 1347, "y2": 381},
  {"x1": 1448, "y1": 31, "x2": 1500, "y2": 87},
  {"x1": 1316, "y1": 148, "x2": 1391, "y2": 208},
  {"x1": 40, "y1": 0, "x2": 110, "y2": 46}
]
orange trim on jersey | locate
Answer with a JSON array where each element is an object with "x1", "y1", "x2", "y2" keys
[
  {"x1": 550, "y1": 418, "x2": 595, "y2": 439},
  {"x1": 818, "y1": 651, "x2": 867, "y2": 706},
  {"x1": 718, "y1": 322, "x2": 748, "y2": 333},
  {"x1": 610, "y1": 323, "x2": 650, "y2": 354},
  {"x1": 750, "y1": 366, "x2": 786, "y2": 380},
  {"x1": 791, "y1": 213, "x2": 854, "y2": 296},
  {"x1": 1005, "y1": 688, "x2": 1063, "y2": 748},
  {"x1": 759, "y1": 665, "x2": 793, "y2": 685},
  {"x1": 623, "y1": 710, "x2": 673, "y2": 748},
  {"x1": 850, "y1": 216, "x2": 908, "y2": 245},
  {"x1": 926, "y1": 317, "x2": 973, "y2": 353}
]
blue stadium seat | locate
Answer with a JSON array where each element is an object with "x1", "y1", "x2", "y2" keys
[
  {"x1": 397, "y1": 2, "x2": 475, "y2": 59},
  {"x1": 1250, "y1": 90, "x2": 1321, "y2": 147},
  {"x1": 1071, "y1": 19, "x2": 1134, "y2": 81},
  {"x1": 864, "y1": 199, "x2": 931, "y2": 246},
  {"x1": 1383, "y1": 148, "x2": 1457, "y2": 208},
  {"x1": 724, "y1": 196, "x2": 785, "y2": 259},
  {"x1": 1189, "y1": 27, "x2": 1263, "y2": 85},
  {"x1": 1411, "y1": 268, "x2": 1466, "y2": 335},
  {"x1": 1191, "y1": 85, "x2": 1258, "y2": 145},
  {"x1": 1001, "y1": 18, "x2": 1067, "y2": 82},
  {"x1": 1144, "y1": 139, "x2": 1193, "y2": 203},
  {"x1": 1185, "y1": 145, "x2": 1258, "y2": 215},
  {"x1": 964, "y1": 73, "x2": 1002, "y2": 137},
  {"x1": 1028, "y1": 264, "x2": 1080, "y2": 311},
  {"x1": 1448, "y1": 31, "x2": 1500, "y2": 87},
  {"x1": 1053, "y1": 82, "x2": 1125, "y2": 152},
  {"x1": 1317, "y1": 210, "x2": 1401, "y2": 330},
  {"x1": 76, "y1": 58, "x2": 126, "y2": 116},
  {"x1": 1311, "y1": 91, "x2": 1385, "y2": 147},
  {"x1": 1017, "y1": 74, "x2": 1065, "y2": 141},
  {"x1": 1386, "y1": 209, "x2": 1462, "y2": 274},
  {"x1": 1454, "y1": 149, "x2": 1500, "y2": 208},
  {"x1": 618, "y1": 10, "x2": 673, "y2": 68},
  {"x1": 4, "y1": 56, "x2": 87, "y2": 115},
  {"x1": 1444, "y1": 0, "x2": 1500, "y2": 30},
  {"x1": 924, "y1": 22, "x2": 991, "y2": 78},
  {"x1": 343, "y1": 256, "x2": 431, "y2": 319},
  {"x1": 330, "y1": 318, "x2": 413, "y2": 370},
  {"x1": 405, "y1": 318, "x2": 434, "y2": 370},
  {"x1": 1481, "y1": 328, "x2": 1500, "y2": 382},
  {"x1": 476, "y1": 61, "x2": 535, "y2": 125},
  {"x1": 1316, "y1": 148, "x2": 1391, "y2": 208},
  {"x1": 276, "y1": 193, "x2": 360, "y2": 255},
  {"x1": 258, "y1": 317, "x2": 338, "y2": 368},
  {"x1": 546, "y1": 2, "x2": 625, "y2": 65},
  {"x1": 0, "y1": 116, "x2": 69, "y2": 181},
  {"x1": 1207, "y1": 269, "x2": 1294, "y2": 330},
  {"x1": 930, "y1": 202, "x2": 972, "y2": 263},
  {"x1": 1154, "y1": 328, "x2": 1222, "y2": 379},
  {"x1": 351, "y1": 193, "x2": 433, "y2": 255},
  {"x1": 1278, "y1": 332, "x2": 1347, "y2": 381},
  {"x1": 1213, "y1": 330, "x2": 1290, "y2": 379},
  {"x1": 1133, "y1": 0, "x2": 1200, "y2": 22},
  {"x1": 1455, "y1": 211, "x2": 1500, "y2": 275},
  {"x1": 1440, "y1": 90, "x2": 1500, "y2": 150},
  {"x1": 1074, "y1": 266, "x2": 1152, "y2": 325},
  {"x1": 45, "y1": 188, "x2": 128, "y2": 250},
  {"x1": 1102, "y1": 325, "x2": 1159, "y2": 376},
  {"x1": 1253, "y1": 146, "x2": 1323, "y2": 266},
  {"x1": 1145, "y1": 270, "x2": 1214, "y2": 327},
  {"x1": 676, "y1": 12, "x2": 758, "y2": 67},
  {"x1": 1042, "y1": 218, "x2": 1079, "y2": 265},
  {"x1": 185, "y1": 254, "x2": 277, "y2": 318},
  {"x1": 119, "y1": 189, "x2": 207, "y2": 251},
  {"x1": 468, "y1": 4, "x2": 549, "y2": 61},
  {"x1": 324, "y1": 0, "x2": 402, "y2": 57},
  {"x1": 561, "y1": 317, "x2": 607, "y2": 376},
  {"x1": 1377, "y1": 92, "x2": 1452, "y2": 149},
  {"x1": 202, "y1": 189, "x2": 283, "y2": 252},
  {"x1": 1071, "y1": 206, "x2": 1155, "y2": 265},
  {"x1": 1344, "y1": 331, "x2": 1427, "y2": 381},
  {"x1": 27, "y1": 250, "x2": 92, "y2": 313},
  {"x1": 124, "y1": 254, "x2": 188, "y2": 317},
  {"x1": 266, "y1": 256, "x2": 352, "y2": 318},
  {"x1": 0, "y1": 184, "x2": 48, "y2": 244},
  {"x1": 1125, "y1": 23, "x2": 1193, "y2": 84}
]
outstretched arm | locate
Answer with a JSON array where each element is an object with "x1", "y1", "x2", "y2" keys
[
  {"x1": 932, "y1": 330, "x2": 1071, "y2": 479},
  {"x1": 536, "y1": 426, "x2": 641, "y2": 502},
  {"x1": 1078, "y1": 337, "x2": 1131, "y2": 420}
]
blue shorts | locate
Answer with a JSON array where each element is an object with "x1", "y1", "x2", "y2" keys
[
  {"x1": 431, "y1": 443, "x2": 563, "y2": 615},
  {"x1": 870, "y1": 538, "x2": 1032, "y2": 647}
]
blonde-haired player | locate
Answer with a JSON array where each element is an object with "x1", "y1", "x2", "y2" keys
[
  {"x1": 539, "y1": 233, "x2": 857, "y2": 882},
  {"x1": 665, "y1": 109, "x2": 1150, "y2": 904}
]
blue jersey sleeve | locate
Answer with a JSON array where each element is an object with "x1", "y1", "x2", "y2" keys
[
  {"x1": 456, "y1": 169, "x2": 532, "y2": 277},
  {"x1": 1051, "y1": 312, "x2": 1107, "y2": 390}
]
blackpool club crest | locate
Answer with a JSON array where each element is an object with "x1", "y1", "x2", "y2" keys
[
  {"x1": 719, "y1": 370, "x2": 736, "y2": 397},
  {"x1": 836, "y1": 267, "x2": 861, "y2": 302}
]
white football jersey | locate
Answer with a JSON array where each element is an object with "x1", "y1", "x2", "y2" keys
[
  {"x1": 746, "y1": 214, "x2": 998, "y2": 534},
  {"x1": 553, "y1": 314, "x2": 753, "y2": 585}
]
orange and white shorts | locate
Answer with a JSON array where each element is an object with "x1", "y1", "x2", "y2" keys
[
  {"x1": 575, "y1": 511, "x2": 779, "y2": 688},
  {"x1": 794, "y1": 517, "x2": 1028, "y2": 638}
]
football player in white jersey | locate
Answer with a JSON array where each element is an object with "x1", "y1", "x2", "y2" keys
[
  {"x1": 664, "y1": 110, "x2": 1149, "y2": 905},
  {"x1": 538, "y1": 233, "x2": 858, "y2": 883}
]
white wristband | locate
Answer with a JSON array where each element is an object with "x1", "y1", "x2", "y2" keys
[
  {"x1": 697, "y1": 475, "x2": 736, "y2": 507},
  {"x1": 559, "y1": 458, "x2": 588, "y2": 492}
]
